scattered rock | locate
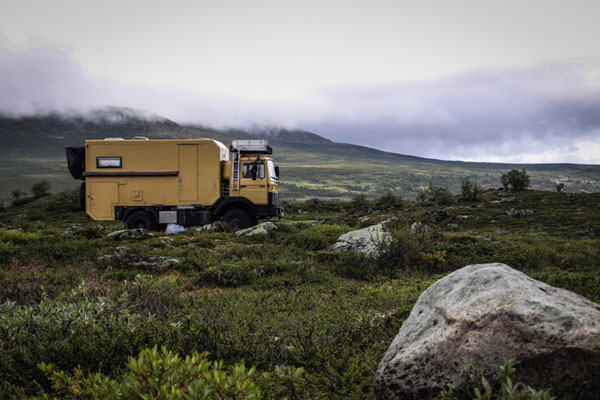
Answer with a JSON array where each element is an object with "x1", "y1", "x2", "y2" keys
[
  {"x1": 133, "y1": 256, "x2": 181, "y2": 272},
  {"x1": 481, "y1": 236, "x2": 501, "y2": 243},
  {"x1": 236, "y1": 222, "x2": 278, "y2": 236},
  {"x1": 410, "y1": 222, "x2": 428, "y2": 235},
  {"x1": 63, "y1": 224, "x2": 86, "y2": 235},
  {"x1": 446, "y1": 223, "x2": 458, "y2": 229},
  {"x1": 329, "y1": 223, "x2": 390, "y2": 255},
  {"x1": 194, "y1": 220, "x2": 229, "y2": 234},
  {"x1": 429, "y1": 208, "x2": 450, "y2": 223},
  {"x1": 315, "y1": 217, "x2": 327, "y2": 224},
  {"x1": 0, "y1": 222, "x2": 13, "y2": 229},
  {"x1": 501, "y1": 195, "x2": 517, "y2": 203},
  {"x1": 307, "y1": 198, "x2": 322, "y2": 206},
  {"x1": 27, "y1": 203, "x2": 40, "y2": 208},
  {"x1": 506, "y1": 208, "x2": 534, "y2": 218},
  {"x1": 297, "y1": 209, "x2": 308, "y2": 214},
  {"x1": 160, "y1": 237, "x2": 174, "y2": 244},
  {"x1": 375, "y1": 263, "x2": 600, "y2": 399},
  {"x1": 114, "y1": 246, "x2": 132, "y2": 255},
  {"x1": 17, "y1": 214, "x2": 27, "y2": 219},
  {"x1": 106, "y1": 228, "x2": 149, "y2": 240},
  {"x1": 94, "y1": 224, "x2": 105, "y2": 232}
]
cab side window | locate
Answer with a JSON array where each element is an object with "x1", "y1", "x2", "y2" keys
[{"x1": 242, "y1": 163, "x2": 265, "y2": 179}]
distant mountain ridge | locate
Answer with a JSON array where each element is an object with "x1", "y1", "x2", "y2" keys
[{"x1": 1, "y1": 107, "x2": 599, "y2": 203}]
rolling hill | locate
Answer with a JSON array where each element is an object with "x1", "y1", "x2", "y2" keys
[{"x1": 1, "y1": 107, "x2": 599, "y2": 203}]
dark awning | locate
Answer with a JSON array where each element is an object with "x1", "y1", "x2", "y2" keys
[{"x1": 65, "y1": 146, "x2": 85, "y2": 180}]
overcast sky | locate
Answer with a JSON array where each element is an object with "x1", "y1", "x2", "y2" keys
[{"x1": 1, "y1": 0, "x2": 600, "y2": 163}]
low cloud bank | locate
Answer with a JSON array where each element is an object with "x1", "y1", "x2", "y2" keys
[{"x1": 1, "y1": 42, "x2": 599, "y2": 163}]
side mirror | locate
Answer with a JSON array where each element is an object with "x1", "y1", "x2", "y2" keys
[{"x1": 274, "y1": 165, "x2": 280, "y2": 178}]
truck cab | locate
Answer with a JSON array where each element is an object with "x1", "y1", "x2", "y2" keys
[{"x1": 65, "y1": 138, "x2": 283, "y2": 230}]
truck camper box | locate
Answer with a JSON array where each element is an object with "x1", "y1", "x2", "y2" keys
[{"x1": 67, "y1": 138, "x2": 283, "y2": 230}]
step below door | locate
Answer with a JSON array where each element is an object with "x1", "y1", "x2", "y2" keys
[{"x1": 178, "y1": 145, "x2": 198, "y2": 202}]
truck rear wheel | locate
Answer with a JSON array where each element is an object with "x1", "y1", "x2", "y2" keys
[
  {"x1": 223, "y1": 209, "x2": 252, "y2": 229},
  {"x1": 125, "y1": 210, "x2": 157, "y2": 230}
]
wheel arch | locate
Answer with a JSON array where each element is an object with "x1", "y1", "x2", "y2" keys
[
  {"x1": 214, "y1": 197, "x2": 255, "y2": 219},
  {"x1": 119, "y1": 206, "x2": 159, "y2": 223}
]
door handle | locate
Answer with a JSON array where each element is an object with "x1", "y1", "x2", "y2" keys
[{"x1": 240, "y1": 185, "x2": 247, "y2": 188}]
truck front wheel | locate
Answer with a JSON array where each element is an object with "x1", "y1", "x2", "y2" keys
[
  {"x1": 223, "y1": 209, "x2": 252, "y2": 229},
  {"x1": 125, "y1": 210, "x2": 157, "y2": 230}
]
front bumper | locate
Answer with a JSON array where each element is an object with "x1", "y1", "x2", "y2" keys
[{"x1": 255, "y1": 205, "x2": 284, "y2": 218}]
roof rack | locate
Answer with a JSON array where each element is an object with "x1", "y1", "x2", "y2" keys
[{"x1": 230, "y1": 139, "x2": 272, "y2": 154}]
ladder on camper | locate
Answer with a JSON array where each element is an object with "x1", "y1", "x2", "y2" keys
[{"x1": 232, "y1": 150, "x2": 240, "y2": 192}]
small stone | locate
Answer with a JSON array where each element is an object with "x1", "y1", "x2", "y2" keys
[
  {"x1": 194, "y1": 220, "x2": 229, "y2": 234},
  {"x1": 17, "y1": 214, "x2": 26, "y2": 219},
  {"x1": 63, "y1": 224, "x2": 86, "y2": 235},
  {"x1": 329, "y1": 223, "x2": 390, "y2": 255},
  {"x1": 27, "y1": 203, "x2": 40, "y2": 208},
  {"x1": 506, "y1": 208, "x2": 534, "y2": 218},
  {"x1": 446, "y1": 223, "x2": 458, "y2": 229},
  {"x1": 410, "y1": 222, "x2": 428, "y2": 235},
  {"x1": 160, "y1": 237, "x2": 174, "y2": 244},
  {"x1": 236, "y1": 222, "x2": 278, "y2": 236},
  {"x1": 106, "y1": 228, "x2": 148, "y2": 240},
  {"x1": 133, "y1": 256, "x2": 181, "y2": 272}
]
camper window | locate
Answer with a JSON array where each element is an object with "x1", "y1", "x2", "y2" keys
[{"x1": 97, "y1": 157, "x2": 122, "y2": 168}]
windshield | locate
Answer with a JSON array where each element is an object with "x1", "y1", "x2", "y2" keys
[{"x1": 267, "y1": 159, "x2": 278, "y2": 183}]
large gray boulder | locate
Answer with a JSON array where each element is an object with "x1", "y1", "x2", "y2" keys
[
  {"x1": 376, "y1": 263, "x2": 600, "y2": 399},
  {"x1": 329, "y1": 223, "x2": 390, "y2": 255}
]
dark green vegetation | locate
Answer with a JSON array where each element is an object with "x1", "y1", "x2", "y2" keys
[
  {"x1": 1, "y1": 187, "x2": 599, "y2": 398},
  {"x1": 2, "y1": 107, "x2": 600, "y2": 203}
]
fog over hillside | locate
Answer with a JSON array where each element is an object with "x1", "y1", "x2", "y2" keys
[{"x1": 2, "y1": 41, "x2": 600, "y2": 164}]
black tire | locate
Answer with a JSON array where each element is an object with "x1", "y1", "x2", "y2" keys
[
  {"x1": 125, "y1": 210, "x2": 157, "y2": 230},
  {"x1": 223, "y1": 209, "x2": 252, "y2": 229},
  {"x1": 79, "y1": 182, "x2": 86, "y2": 211}
]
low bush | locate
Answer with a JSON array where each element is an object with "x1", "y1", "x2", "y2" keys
[
  {"x1": 31, "y1": 179, "x2": 51, "y2": 199},
  {"x1": 417, "y1": 180, "x2": 455, "y2": 205},
  {"x1": 437, "y1": 358, "x2": 553, "y2": 399},
  {"x1": 501, "y1": 169, "x2": 530, "y2": 191},
  {"x1": 376, "y1": 192, "x2": 405, "y2": 210}
]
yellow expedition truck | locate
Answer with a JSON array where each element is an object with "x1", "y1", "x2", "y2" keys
[{"x1": 65, "y1": 138, "x2": 283, "y2": 230}]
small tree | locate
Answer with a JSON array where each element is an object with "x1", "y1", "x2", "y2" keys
[
  {"x1": 417, "y1": 179, "x2": 454, "y2": 205},
  {"x1": 31, "y1": 180, "x2": 51, "y2": 198},
  {"x1": 460, "y1": 177, "x2": 482, "y2": 202},
  {"x1": 501, "y1": 169, "x2": 530, "y2": 191},
  {"x1": 377, "y1": 192, "x2": 404, "y2": 210},
  {"x1": 11, "y1": 189, "x2": 24, "y2": 201}
]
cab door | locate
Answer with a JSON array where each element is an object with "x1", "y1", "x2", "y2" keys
[{"x1": 239, "y1": 161, "x2": 268, "y2": 204}]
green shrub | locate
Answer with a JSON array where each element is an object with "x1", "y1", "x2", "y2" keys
[
  {"x1": 376, "y1": 192, "x2": 405, "y2": 210},
  {"x1": 460, "y1": 177, "x2": 483, "y2": 202},
  {"x1": 417, "y1": 180, "x2": 454, "y2": 205},
  {"x1": 437, "y1": 358, "x2": 553, "y2": 399},
  {"x1": 203, "y1": 262, "x2": 253, "y2": 286},
  {"x1": 31, "y1": 179, "x2": 51, "y2": 198},
  {"x1": 348, "y1": 194, "x2": 369, "y2": 213},
  {"x1": 40, "y1": 346, "x2": 269, "y2": 399},
  {"x1": 501, "y1": 169, "x2": 530, "y2": 191}
]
